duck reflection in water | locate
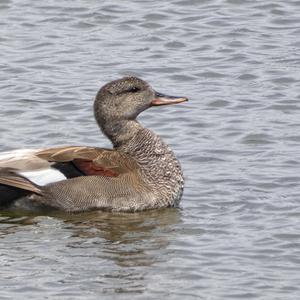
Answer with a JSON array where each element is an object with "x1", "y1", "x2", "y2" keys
[
  {"x1": 63, "y1": 208, "x2": 182, "y2": 267},
  {"x1": 0, "y1": 208, "x2": 182, "y2": 294}
]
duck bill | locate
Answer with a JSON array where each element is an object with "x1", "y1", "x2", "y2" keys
[{"x1": 151, "y1": 92, "x2": 188, "y2": 106}]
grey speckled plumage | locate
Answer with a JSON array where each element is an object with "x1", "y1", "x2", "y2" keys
[
  {"x1": 38, "y1": 128, "x2": 184, "y2": 212},
  {"x1": 0, "y1": 77, "x2": 188, "y2": 212}
]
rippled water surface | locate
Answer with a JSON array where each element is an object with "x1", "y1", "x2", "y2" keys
[{"x1": 1, "y1": 0, "x2": 300, "y2": 299}]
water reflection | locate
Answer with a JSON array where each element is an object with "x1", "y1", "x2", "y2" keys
[
  {"x1": 0, "y1": 208, "x2": 182, "y2": 295},
  {"x1": 62, "y1": 209, "x2": 182, "y2": 294},
  {"x1": 0, "y1": 211, "x2": 39, "y2": 237},
  {"x1": 63, "y1": 208, "x2": 182, "y2": 267}
]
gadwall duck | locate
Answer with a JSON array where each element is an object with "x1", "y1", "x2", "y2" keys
[{"x1": 0, "y1": 77, "x2": 188, "y2": 212}]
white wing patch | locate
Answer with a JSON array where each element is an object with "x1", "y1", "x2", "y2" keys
[{"x1": 19, "y1": 169, "x2": 66, "y2": 186}]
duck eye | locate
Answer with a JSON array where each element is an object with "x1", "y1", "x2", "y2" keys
[
  {"x1": 128, "y1": 87, "x2": 140, "y2": 93},
  {"x1": 115, "y1": 86, "x2": 141, "y2": 95}
]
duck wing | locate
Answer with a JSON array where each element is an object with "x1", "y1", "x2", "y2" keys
[
  {"x1": 36, "y1": 146, "x2": 139, "y2": 177},
  {"x1": 0, "y1": 147, "x2": 140, "y2": 208}
]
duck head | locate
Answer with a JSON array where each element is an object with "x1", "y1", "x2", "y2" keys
[{"x1": 94, "y1": 76, "x2": 188, "y2": 145}]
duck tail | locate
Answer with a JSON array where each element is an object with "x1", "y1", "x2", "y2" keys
[{"x1": 0, "y1": 168, "x2": 43, "y2": 196}]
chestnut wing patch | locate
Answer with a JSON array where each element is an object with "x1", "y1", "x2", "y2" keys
[{"x1": 73, "y1": 159, "x2": 119, "y2": 177}]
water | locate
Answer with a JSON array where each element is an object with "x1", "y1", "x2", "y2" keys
[{"x1": 1, "y1": 0, "x2": 300, "y2": 299}]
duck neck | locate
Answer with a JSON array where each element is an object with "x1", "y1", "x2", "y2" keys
[
  {"x1": 101, "y1": 119, "x2": 143, "y2": 148},
  {"x1": 103, "y1": 118, "x2": 183, "y2": 204},
  {"x1": 110, "y1": 119, "x2": 184, "y2": 206}
]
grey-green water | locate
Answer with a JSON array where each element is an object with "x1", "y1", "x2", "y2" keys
[{"x1": 1, "y1": 0, "x2": 300, "y2": 299}]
